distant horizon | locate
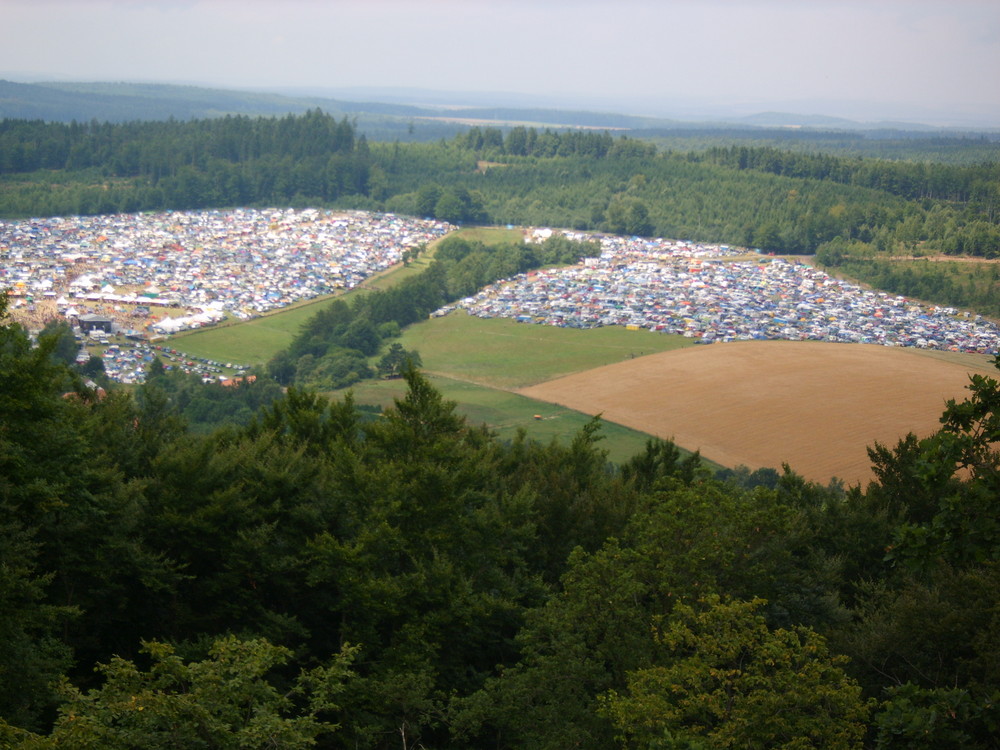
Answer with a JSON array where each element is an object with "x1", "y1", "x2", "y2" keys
[
  {"x1": 3, "y1": 74, "x2": 998, "y2": 131},
  {"x1": 4, "y1": 0, "x2": 998, "y2": 129}
]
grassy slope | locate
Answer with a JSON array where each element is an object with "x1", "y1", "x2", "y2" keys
[{"x1": 170, "y1": 297, "x2": 334, "y2": 366}]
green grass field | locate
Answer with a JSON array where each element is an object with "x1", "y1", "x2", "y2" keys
[
  {"x1": 338, "y1": 312, "x2": 703, "y2": 465},
  {"x1": 341, "y1": 372, "x2": 706, "y2": 467},
  {"x1": 156, "y1": 225, "x2": 701, "y2": 465},
  {"x1": 169, "y1": 288, "x2": 374, "y2": 367},
  {"x1": 400, "y1": 311, "x2": 695, "y2": 388}
]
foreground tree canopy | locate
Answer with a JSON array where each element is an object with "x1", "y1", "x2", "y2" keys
[{"x1": 3, "y1": 291, "x2": 1000, "y2": 748}]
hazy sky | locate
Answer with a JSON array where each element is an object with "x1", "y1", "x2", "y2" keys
[{"x1": 4, "y1": 0, "x2": 999, "y2": 125}]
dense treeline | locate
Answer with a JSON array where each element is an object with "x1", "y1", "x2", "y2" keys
[
  {"x1": 3, "y1": 112, "x2": 999, "y2": 263},
  {"x1": 0, "y1": 111, "x2": 373, "y2": 214},
  {"x1": 3, "y1": 294, "x2": 1000, "y2": 747},
  {"x1": 815, "y1": 244, "x2": 1000, "y2": 318},
  {"x1": 645, "y1": 130, "x2": 1000, "y2": 166},
  {"x1": 699, "y1": 145, "x2": 1000, "y2": 206},
  {"x1": 695, "y1": 146, "x2": 1000, "y2": 258},
  {"x1": 144, "y1": 361, "x2": 287, "y2": 432},
  {"x1": 267, "y1": 233, "x2": 601, "y2": 389},
  {"x1": 0, "y1": 110, "x2": 359, "y2": 173}
]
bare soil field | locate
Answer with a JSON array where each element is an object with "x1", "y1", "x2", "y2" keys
[{"x1": 518, "y1": 340, "x2": 997, "y2": 487}]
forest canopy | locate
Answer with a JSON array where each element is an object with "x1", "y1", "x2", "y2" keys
[
  {"x1": 3, "y1": 290, "x2": 1000, "y2": 747},
  {"x1": 2, "y1": 111, "x2": 999, "y2": 262}
]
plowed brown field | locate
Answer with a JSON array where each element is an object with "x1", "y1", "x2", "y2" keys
[{"x1": 518, "y1": 340, "x2": 997, "y2": 487}]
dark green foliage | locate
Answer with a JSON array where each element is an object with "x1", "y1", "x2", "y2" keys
[
  {"x1": 0, "y1": 519, "x2": 74, "y2": 732},
  {"x1": 433, "y1": 187, "x2": 485, "y2": 224},
  {"x1": 452, "y1": 471, "x2": 850, "y2": 748},
  {"x1": 302, "y1": 347, "x2": 373, "y2": 390},
  {"x1": 0, "y1": 295, "x2": 171, "y2": 719},
  {"x1": 141, "y1": 428, "x2": 337, "y2": 644},
  {"x1": 76, "y1": 353, "x2": 106, "y2": 379},
  {"x1": 84, "y1": 387, "x2": 184, "y2": 479},
  {"x1": 621, "y1": 437, "x2": 706, "y2": 491},
  {"x1": 701, "y1": 144, "x2": 1000, "y2": 209},
  {"x1": 343, "y1": 316, "x2": 381, "y2": 356},
  {"x1": 715, "y1": 463, "x2": 782, "y2": 489},
  {"x1": 601, "y1": 596, "x2": 869, "y2": 750},
  {"x1": 376, "y1": 342, "x2": 421, "y2": 378},
  {"x1": 874, "y1": 682, "x2": 1000, "y2": 749},
  {"x1": 0, "y1": 111, "x2": 372, "y2": 215},
  {"x1": 839, "y1": 565, "x2": 1000, "y2": 698},
  {"x1": 37, "y1": 320, "x2": 78, "y2": 368},
  {"x1": 8, "y1": 637, "x2": 359, "y2": 749},
  {"x1": 4, "y1": 297, "x2": 1000, "y2": 746},
  {"x1": 534, "y1": 232, "x2": 601, "y2": 265},
  {"x1": 143, "y1": 360, "x2": 284, "y2": 433}
]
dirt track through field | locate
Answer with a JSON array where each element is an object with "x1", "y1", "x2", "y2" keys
[{"x1": 518, "y1": 340, "x2": 996, "y2": 487}]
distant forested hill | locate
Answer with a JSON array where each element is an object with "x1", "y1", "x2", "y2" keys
[
  {"x1": 2, "y1": 111, "x2": 998, "y2": 255},
  {"x1": 5, "y1": 79, "x2": 1000, "y2": 162},
  {"x1": 0, "y1": 80, "x2": 671, "y2": 142},
  {"x1": 0, "y1": 79, "x2": 351, "y2": 122},
  {"x1": 2, "y1": 109, "x2": 1000, "y2": 311},
  {"x1": 0, "y1": 79, "x2": 471, "y2": 142}
]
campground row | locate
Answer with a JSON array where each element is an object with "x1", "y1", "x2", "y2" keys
[
  {"x1": 3, "y1": 211, "x2": 1000, "y2": 385},
  {"x1": 455, "y1": 229, "x2": 1000, "y2": 354},
  {"x1": 2, "y1": 208, "x2": 453, "y2": 334}
]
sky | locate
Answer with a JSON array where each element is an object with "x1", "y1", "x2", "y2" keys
[{"x1": 3, "y1": 0, "x2": 999, "y2": 126}]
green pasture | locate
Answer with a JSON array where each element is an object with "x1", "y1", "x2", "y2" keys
[
  {"x1": 154, "y1": 224, "x2": 702, "y2": 465},
  {"x1": 169, "y1": 298, "x2": 331, "y2": 366},
  {"x1": 340, "y1": 373, "x2": 709, "y2": 468},
  {"x1": 400, "y1": 311, "x2": 696, "y2": 388},
  {"x1": 341, "y1": 312, "x2": 702, "y2": 465}
]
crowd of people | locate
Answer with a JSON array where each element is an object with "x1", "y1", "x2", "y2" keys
[{"x1": 456, "y1": 230, "x2": 1000, "y2": 354}]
